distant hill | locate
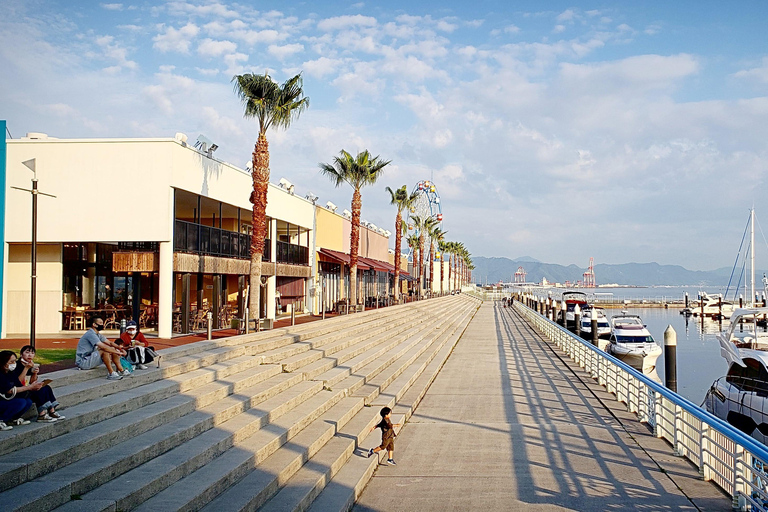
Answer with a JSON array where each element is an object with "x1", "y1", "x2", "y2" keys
[{"x1": 472, "y1": 256, "x2": 745, "y2": 286}]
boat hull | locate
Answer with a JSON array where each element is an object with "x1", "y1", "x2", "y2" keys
[
  {"x1": 610, "y1": 344, "x2": 662, "y2": 374},
  {"x1": 705, "y1": 379, "x2": 768, "y2": 446}
]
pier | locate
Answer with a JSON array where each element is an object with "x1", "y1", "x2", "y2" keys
[{"x1": 354, "y1": 301, "x2": 729, "y2": 511}]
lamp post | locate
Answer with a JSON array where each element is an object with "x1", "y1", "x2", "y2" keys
[{"x1": 11, "y1": 159, "x2": 55, "y2": 349}]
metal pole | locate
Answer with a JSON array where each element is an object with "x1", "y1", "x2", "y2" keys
[
  {"x1": 207, "y1": 311, "x2": 212, "y2": 340},
  {"x1": 291, "y1": 305, "x2": 295, "y2": 326},
  {"x1": 30, "y1": 178, "x2": 38, "y2": 349},
  {"x1": 321, "y1": 276, "x2": 325, "y2": 321},
  {"x1": 664, "y1": 325, "x2": 677, "y2": 393},
  {"x1": 245, "y1": 307, "x2": 249, "y2": 334}
]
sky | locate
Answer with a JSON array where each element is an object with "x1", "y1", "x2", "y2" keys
[{"x1": 2, "y1": 0, "x2": 768, "y2": 271}]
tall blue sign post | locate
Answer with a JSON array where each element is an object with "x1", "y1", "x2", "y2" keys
[{"x1": 0, "y1": 121, "x2": 7, "y2": 336}]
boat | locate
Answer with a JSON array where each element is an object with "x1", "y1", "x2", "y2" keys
[
  {"x1": 580, "y1": 307, "x2": 611, "y2": 340},
  {"x1": 608, "y1": 313, "x2": 662, "y2": 374},
  {"x1": 688, "y1": 291, "x2": 736, "y2": 318},
  {"x1": 704, "y1": 308, "x2": 768, "y2": 444},
  {"x1": 563, "y1": 291, "x2": 588, "y2": 328}
]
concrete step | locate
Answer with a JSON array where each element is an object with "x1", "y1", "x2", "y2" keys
[
  {"x1": 1, "y1": 371, "x2": 309, "y2": 512},
  {"x1": 0, "y1": 362, "x2": 284, "y2": 491},
  {"x1": 137, "y1": 394, "x2": 362, "y2": 512},
  {"x1": 305, "y1": 298, "x2": 478, "y2": 512},
  {"x1": 42, "y1": 380, "x2": 325, "y2": 512}
]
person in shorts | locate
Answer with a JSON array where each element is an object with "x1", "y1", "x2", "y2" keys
[
  {"x1": 367, "y1": 406, "x2": 401, "y2": 465},
  {"x1": 76, "y1": 316, "x2": 130, "y2": 380}
]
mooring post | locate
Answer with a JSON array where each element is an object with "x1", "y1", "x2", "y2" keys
[
  {"x1": 560, "y1": 300, "x2": 567, "y2": 327},
  {"x1": 718, "y1": 296, "x2": 722, "y2": 319},
  {"x1": 700, "y1": 294, "x2": 704, "y2": 318},
  {"x1": 740, "y1": 295, "x2": 743, "y2": 308},
  {"x1": 664, "y1": 325, "x2": 677, "y2": 393},
  {"x1": 574, "y1": 304, "x2": 581, "y2": 337},
  {"x1": 591, "y1": 314, "x2": 599, "y2": 346},
  {"x1": 685, "y1": 292, "x2": 689, "y2": 309}
]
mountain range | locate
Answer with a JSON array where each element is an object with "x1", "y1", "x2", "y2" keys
[{"x1": 471, "y1": 256, "x2": 753, "y2": 287}]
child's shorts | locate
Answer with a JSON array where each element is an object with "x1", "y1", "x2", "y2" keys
[{"x1": 379, "y1": 437, "x2": 394, "y2": 451}]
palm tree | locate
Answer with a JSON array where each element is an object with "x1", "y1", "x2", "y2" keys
[
  {"x1": 428, "y1": 226, "x2": 447, "y2": 296},
  {"x1": 233, "y1": 72, "x2": 309, "y2": 323},
  {"x1": 406, "y1": 232, "x2": 420, "y2": 300},
  {"x1": 386, "y1": 185, "x2": 418, "y2": 303},
  {"x1": 437, "y1": 240, "x2": 449, "y2": 295},
  {"x1": 320, "y1": 150, "x2": 390, "y2": 308},
  {"x1": 411, "y1": 215, "x2": 437, "y2": 298}
]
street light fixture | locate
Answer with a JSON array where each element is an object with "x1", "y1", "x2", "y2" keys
[{"x1": 11, "y1": 158, "x2": 56, "y2": 348}]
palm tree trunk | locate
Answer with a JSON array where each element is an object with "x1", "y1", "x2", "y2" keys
[
  {"x1": 349, "y1": 188, "x2": 362, "y2": 306},
  {"x1": 429, "y1": 244, "x2": 434, "y2": 296},
  {"x1": 393, "y1": 212, "x2": 402, "y2": 302},
  {"x1": 440, "y1": 254, "x2": 444, "y2": 295},
  {"x1": 418, "y1": 236, "x2": 424, "y2": 298},
  {"x1": 249, "y1": 132, "x2": 269, "y2": 322}
]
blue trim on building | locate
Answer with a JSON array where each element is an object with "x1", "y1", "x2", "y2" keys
[{"x1": 0, "y1": 120, "x2": 6, "y2": 334}]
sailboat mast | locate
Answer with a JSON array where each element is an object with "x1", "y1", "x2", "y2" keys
[{"x1": 752, "y1": 208, "x2": 755, "y2": 307}]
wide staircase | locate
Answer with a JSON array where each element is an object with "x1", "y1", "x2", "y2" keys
[{"x1": 0, "y1": 294, "x2": 480, "y2": 512}]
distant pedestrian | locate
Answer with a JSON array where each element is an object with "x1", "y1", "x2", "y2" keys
[{"x1": 367, "y1": 406, "x2": 401, "y2": 465}]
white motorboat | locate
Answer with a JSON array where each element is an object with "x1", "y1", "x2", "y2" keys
[
  {"x1": 704, "y1": 308, "x2": 768, "y2": 444},
  {"x1": 563, "y1": 291, "x2": 588, "y2": 328},
  {"x1": 608, "y1": 313, "x2": 662, "y2": 374},
  {"x1": 690, "y1": 292, "x2": 736, "y2": 318},
  {"x1": 580, "y1": 307, "x2": 611, "y2": 339}
]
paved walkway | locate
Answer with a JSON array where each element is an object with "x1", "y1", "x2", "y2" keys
[{"x1": 355, "y1": 302, "x2": 730, "y2": 511}]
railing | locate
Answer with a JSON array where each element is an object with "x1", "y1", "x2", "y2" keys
[
  {"x1": 174, "y1": 220, "x2": 251, "y2": 260},
  {"x1": 276, "y1": 240, "x2": 308, "y2": 265},
  {"x1": 512, "y1": 298, "x2": 768, "y2": 511}
]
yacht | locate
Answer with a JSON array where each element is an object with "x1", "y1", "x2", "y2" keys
[
  {"x1": 580, "y1": 307, "x2": 611, "y2": 340},
  {"x1": 563, "y1": 291, "x2": 588, "y2": 328},
  {"x1": 689, "y1": 292, "x2": 736, "y2": 318},
  {"x1": 608, "y1": 313, "x2": 662, "y2": 374},
  {"x1": 704, "y1": 308, "x2": 768, "y2": 444}
]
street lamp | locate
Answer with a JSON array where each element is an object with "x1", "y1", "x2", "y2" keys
[{"x1": 11, "y1": 158, "x2": 55, "y2": 348}]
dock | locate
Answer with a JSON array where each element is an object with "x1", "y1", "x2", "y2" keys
[{"x1": 354, "y1": 301, "x2": 730, "y2": 511}]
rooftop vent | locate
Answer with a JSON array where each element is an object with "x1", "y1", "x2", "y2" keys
[
  {"x1": 325, "y1": 201, "x2": 337, "y2": 212},
  {"x1": 24, "y1": 132, "x2": 48, "y2": 140},
  {"x1": 342, "y1": 209, "x2": 352, "y2": 219},
  {"x1": 193, "y1": 134, "x2": 218, "y2": 157}
]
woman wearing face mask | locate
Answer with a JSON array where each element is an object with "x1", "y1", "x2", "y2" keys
[
  {"x1": 118, "y1": 321, "x2": 154, "y2": 370},
  {"x1": 14, "y1": 345, "x2": 64, "y2": 422},
  {"x1": 0, "y1": 350, "x2": 40, "y2": 430}
]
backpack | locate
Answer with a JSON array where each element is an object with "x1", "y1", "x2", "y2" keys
[{"x1": 127, "y1": 346, "x2": 159, "y2": 366}]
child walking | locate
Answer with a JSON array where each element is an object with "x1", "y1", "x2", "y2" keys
[{"x1": 367, "y1": 407, "x2": 401, "y2": 465}]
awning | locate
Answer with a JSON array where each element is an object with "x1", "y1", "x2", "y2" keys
[
  {"x1": 318, "y1": 248, "x2": 350, "y2": 265},
  {"x1": 400, "y1": 273, "x2": 415, "y2": 282},
  {"x1": 359, "y1": 257, "x2": 388, "y2": 272}
]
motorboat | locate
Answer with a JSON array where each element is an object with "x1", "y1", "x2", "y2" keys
[
  {"x1": 580, "y1": 307, "x2": 611, "y2": 340},
  {"x1": 689, "y1": 292, "x2": 736, "y2": 318},
  {"x1": 704, "y1": 307, "x2": 768, "y2": 444},
  {"x1": 563, "y1": 291, "x2": 588, "y2": 328},
  {"x1": 608, "y1": 313, "x2": 662, "y2": 374}
]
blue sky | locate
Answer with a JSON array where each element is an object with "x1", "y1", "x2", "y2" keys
[{"x1": 3, "y1": 1, "x2": 768, "y2": 271}]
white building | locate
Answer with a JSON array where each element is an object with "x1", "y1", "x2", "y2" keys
[{"x1": 1, "y1": 132, "x2": 314, "y2": 338}]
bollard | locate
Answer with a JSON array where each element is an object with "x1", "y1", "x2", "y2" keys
[
  {"x1": 574, "y1": 304, "x2": 581, "y2": 337},
  {"x1": 120, "y1": 318, "x2": 127, "y2": 335},
  {"x1": 245, "y1": 308, "x2": 249, "y2": 334},
  {"x1": 591, "y1": 316, "x2": 599, "y2": 346},
  {"x1": 291, "y1": 305, "x2": 295, "y2": 326},
  {"x1": 718, "y1": 296, "x2": 722, "y2": 319},
  {"x1": 700, "y1": 295, "x2": 704, "y2": 318},
  {"x1": 684, "y1": 292, "x2": 689, "y2": 309},
  {"x1": 740, "y1": 295, "x2": 743, "y2": 308},
  {"x1": 560, "y1": 300, "x2": 567, "y2": 327},
  {"x1": 664, "y1": 325, "x2": 677, "y2": 393},
  {"x1": 207, "y1": 311, "x2": 212, "y2": 341}
]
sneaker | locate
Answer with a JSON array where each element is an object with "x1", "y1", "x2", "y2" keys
[
  {"x1": 136, "y1": 364, "x2": 148, "y2": 370},
  {"x1": 386, "y1": 459, "x2": 396, "y2": 465},
  {"x1": 0, "y1": 422, "x2": 11, "y2": 431},
  {"x1": 37, "y1": 414, "x2": 57, "y2": 423},
  {"x1": 367, "y1": 448, "x2": 374, "y2": 458},
  {"x1": 9, "y1": 418, "x2": 30, "y2": 426},
  {"x1": 120, "y1": 369, "x2": 133, "y2": 377},
  {"x1": 49, "y1": 411, "x2": 65, "y2": 420},
  {"x1": 107, "y1": 372, "x2": 123, "y2": 381}
]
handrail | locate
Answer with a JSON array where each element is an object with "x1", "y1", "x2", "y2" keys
[{"x1": 511, "y1": 298, "x2": 768, "y2": 511}]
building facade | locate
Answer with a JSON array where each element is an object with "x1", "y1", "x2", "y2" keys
[{"x1": 2, "y1": 133, "x2": 314, "y2": 338}]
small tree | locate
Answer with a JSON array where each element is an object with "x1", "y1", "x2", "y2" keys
[{"x1": 320, "y1": 150, "x2": 390, "y2": 308}]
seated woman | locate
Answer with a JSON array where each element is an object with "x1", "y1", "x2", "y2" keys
[
  {"x1": 118, "y1": 321, "x2": 155, "y2": 370},
  {"x1": 14, "y1": 345, "x2": 64, "y2": 422},
  {"x1": 0, "y1": 350, "x2": 41, "y2": 430}
]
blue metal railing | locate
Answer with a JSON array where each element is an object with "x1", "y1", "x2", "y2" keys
[{"x1": 511, "y1": 297, "x2": 768, "y2": 511}]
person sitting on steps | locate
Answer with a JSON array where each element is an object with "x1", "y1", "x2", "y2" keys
[
  {"x1": 14, "y1": 345, "x2": 64, "y2": 422},
  {"x1": 0, "y1": 350, "x2": 40, "y2": 430},
  {"x1": 76, "y1": 316, "x2": 131, "y2": 380},
  {"x1": 117, "y1": 321, "x2": 155, "y2": 370}
]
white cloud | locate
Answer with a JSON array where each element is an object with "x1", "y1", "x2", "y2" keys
[
  {"x1": 303, "y1": 56, "x2": 343, "y2": 78},
  {"x1": 435, "y1": 20, "x2": 457, "y2": 33},
  {"x1": 268, "y1": 43, "x2": 304, "y2": 60},
  {"x1": 734, "y1": 57, "x2": 768, "y2": 84},
  {"x1": 197, "y1": 38, "x2": 237, "y2": 57},
  {"x1": 553, "y1": 24, "x2": 565, "y2": 34},
  {"x1": 556, "y1": 9, "x2": 576, "y2": 22},
  {"x1": 100, "y1": 3, "x2": 123, "y2": 10},
  {"x1": 153, "y1": 23, "x2": 200, "y2": 53},
  {"x1": 317, "y1": 14, "x2": 377, "y2": 31}
]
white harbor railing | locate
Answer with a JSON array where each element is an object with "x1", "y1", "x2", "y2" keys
[{"x1": 512, "y1": 299, "x2": 768, "y2": 511}]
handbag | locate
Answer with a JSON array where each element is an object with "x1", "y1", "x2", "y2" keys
[{"x1": 119, "y1": 357, "x2": 134, "y2": 373}]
